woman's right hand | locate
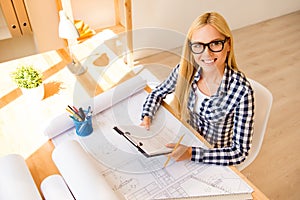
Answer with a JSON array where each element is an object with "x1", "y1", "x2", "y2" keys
[{"x1": 140, "y1": 116, "x2": 151, "y2": 130}]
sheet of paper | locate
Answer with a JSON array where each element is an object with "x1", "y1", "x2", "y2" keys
[
  {"x1": 40, "y1": 174, "x2": 74, "y2": 200},
  {"x1": 52, "y1": 140, "x2": 121, "y2": 200},
  {"x1": 79, "y1": 90, "x2": 253, "y2": 199},
  {"x1": 116, "y1": 125, "x2": 173, "y2": 157},
  {"x1": 43, "y1": 75, "x2": 146, "y2": 139},
  {"x1": 51, "y1": 90, "x2": 253, "y2": 199},
  {"x1": 76, "y1": 90, "x2": 206, "y2": 173},
  {"x1": 0, "y1": 154, "x2": 42, "y2": 200}
]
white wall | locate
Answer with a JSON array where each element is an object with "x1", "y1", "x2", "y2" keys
[
  {"x1": 132, "y1": 0, "x2": 300, "y2": 33},
  {"x1": 129, "y1": 0, "x2": 300, "y2": 58},
  {"x1": 0, "y1": 34, "x2": 37, "y2": 62},
  {"x1": 1, "y1": 0, "x2": 299, "y2": 62},
  {"x1": 71, "y1": 0, "x2": 115, "y2": 29},
  {"x1": 25, "y1": 0, "x2": 64, "y2": 53}
]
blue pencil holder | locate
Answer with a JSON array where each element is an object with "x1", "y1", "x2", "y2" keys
[{"x1": 73, "y1": 115, "x2": 93, "y2": 137}]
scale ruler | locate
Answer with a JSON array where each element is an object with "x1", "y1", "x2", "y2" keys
[{"x1": 157, "y1": 192, "x2": 252, "y2": 200}]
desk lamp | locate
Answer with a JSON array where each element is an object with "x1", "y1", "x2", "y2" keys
[{"x1": 58, "y1": 10, "x2": 87, "y2": 75}]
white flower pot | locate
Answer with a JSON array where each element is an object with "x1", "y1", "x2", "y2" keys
[{"x1": 21, "y1": 84, "x2": 44, "y2": 101}]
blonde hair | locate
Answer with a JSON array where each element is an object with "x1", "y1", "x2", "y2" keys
[{"x1": 172, "y1": 12, "x2": 238, "y2": 121}]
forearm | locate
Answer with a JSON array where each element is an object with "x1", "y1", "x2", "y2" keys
[
  {"x1": 141, "y1": 64, "x2": 179, "y2": 120},
  {"x1": 141, "y1": 93, "x2": 163, "y2": 119},
  {"x1": 191, "y1": 145, "x2": 248, "y2": 166}
]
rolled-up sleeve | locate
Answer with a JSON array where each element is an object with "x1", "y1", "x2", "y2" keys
[
  {"x1": 191, "y1": 83, "x2": 255, "y2": 166},
  {"x1": 141, "y1": 64, "x2": 179, "y2": 119}
]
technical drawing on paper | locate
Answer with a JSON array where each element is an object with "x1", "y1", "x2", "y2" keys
[{"x1": 74, "y1": 90, "x2": 253, "y2": 199}]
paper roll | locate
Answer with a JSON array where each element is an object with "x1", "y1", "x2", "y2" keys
[
  {"x1": 52, "y1": 140, "x2": 121, "y2": 200},
  {"x1": 40, "y1": 174, "x2": 74, "y2": 200},
  {"x1": 44, "y1": 75, "x2": 146, "y2": 139},
  {"x1": 0, "y1": 154, "x2": 42, "y2": 200}
]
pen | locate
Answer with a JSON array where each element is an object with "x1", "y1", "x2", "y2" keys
[
  {"x1": 163, "y1": 134, "x2": 185, "y2": 168},
  {"x1": 68, "y1": 105, "x2": 79, "y2": 116},
  {"x1": 68, "y1": 105, "x2": 85, "y2": 121},
  {"x1": 87, "y1": 106, "x2": 91, "y2": 115},
  {"x1": 78, "y1": 107, "x2": 86, "y2": 120},
  {"x1": 66, "y1": 107, "x2": 82, "y2": 121},
  {"x1": 72, "y1": 106, "x2": 79, "y2": 113},
  {"x1": 66, "y1": 107, "x2": 75, "y2": 115},
  {"x1": 68, "y1": 115, "x2": 77, "y2": 121}
]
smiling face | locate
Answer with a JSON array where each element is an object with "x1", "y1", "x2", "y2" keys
[{"x1": 190, "y1": 24, "x2": 230, "y2": 72}]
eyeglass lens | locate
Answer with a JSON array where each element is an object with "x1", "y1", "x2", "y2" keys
[{"x1": 190, "y1": 39, "x2": 227, "y2": 54}]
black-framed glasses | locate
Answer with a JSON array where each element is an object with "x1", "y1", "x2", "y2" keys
[{"x1": 189, "y1": 38, "x2": 228, "y2": 54}]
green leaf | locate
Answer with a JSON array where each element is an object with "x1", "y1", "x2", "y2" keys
[{"x1": 11, "y1": 66, "x2": 43, "y2": 89}]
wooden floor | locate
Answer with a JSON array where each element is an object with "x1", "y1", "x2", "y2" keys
[{"x1": 138, "y1": 11, "x2": 300, "y2": 200}]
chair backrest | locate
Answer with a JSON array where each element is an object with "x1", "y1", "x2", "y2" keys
[{"x1": 236, "y1": 79, "x2": 273, "y2": 171}]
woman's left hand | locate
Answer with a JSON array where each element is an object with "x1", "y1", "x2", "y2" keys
[{"x1": 165, "y1": 143, "x2": 192, "y2": 161}]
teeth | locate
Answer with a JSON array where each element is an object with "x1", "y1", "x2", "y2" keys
[{"x1": 203, "y1": 59, "x2": 214, "y2": 64}]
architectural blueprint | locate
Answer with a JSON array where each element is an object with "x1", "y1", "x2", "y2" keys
[{"x1": 53, "y1": 90, "x2": 253, "y2": 199}]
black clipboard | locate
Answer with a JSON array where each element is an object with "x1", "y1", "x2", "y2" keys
[{"x1": 113, "y1": 126, "x2": 172, "y2": 158}]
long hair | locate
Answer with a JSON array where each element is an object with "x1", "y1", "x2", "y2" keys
[{"x1": 172, "y1": 12, "x2": 238, "y2": 121}]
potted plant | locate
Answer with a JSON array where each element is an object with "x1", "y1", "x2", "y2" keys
[{"x1": 11, "y1": 65, "x2": 44, "y2": 100}]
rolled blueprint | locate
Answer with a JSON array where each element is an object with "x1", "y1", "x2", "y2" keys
[
  {"x1": 43, "y1": 75, "x2": 146, "y2": 138},
  {"x1": 52, "y1": 140, "x2": 121, "y2": 200},
  {"x1": 40, "y1": 174, "x2": 74, "y2": 200},
  {"x1": 0, "y1": 154, "x2": 42, "y2": 200}
]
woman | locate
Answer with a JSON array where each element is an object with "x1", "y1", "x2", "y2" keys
[{"x1": 140, "y1": 12, "x2": 254, "y2": 166}]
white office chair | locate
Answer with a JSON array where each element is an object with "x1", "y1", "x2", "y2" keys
[{"x1": 236, "y1": 79, "x2": 273, "y2": 171}]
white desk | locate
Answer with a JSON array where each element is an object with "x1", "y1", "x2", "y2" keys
[{"x1": 0, "y1": 40, "x2": 269, "y2": 200}]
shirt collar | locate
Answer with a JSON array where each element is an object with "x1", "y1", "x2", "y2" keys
[
  {"x1": 192, "y1": 66, "x2": 202, "y2": 86},
  {"x1": 218, "y1": 65, "x2": 231, "y2": 96},
  {"x1": 192, "y1": 65, "x2": 231, "y2": 96}
]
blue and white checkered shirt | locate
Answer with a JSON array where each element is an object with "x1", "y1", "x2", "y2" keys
[{"x1": 141, "y1": 64, "x2": 254, "y2": 166}]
